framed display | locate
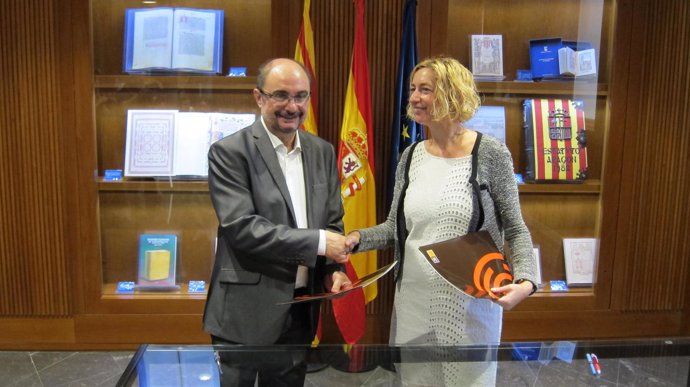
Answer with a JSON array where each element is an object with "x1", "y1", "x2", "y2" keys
[
  {"x1": 469, "y1": 34, "x2": 504, "y2": 80},
  {"x1": 563, "y1": 238, "x2": 597, "y2": 286}
]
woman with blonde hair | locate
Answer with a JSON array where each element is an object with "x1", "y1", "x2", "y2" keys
[{"x1": 347, "y1": 56, "x2": 537, "y2": 386}]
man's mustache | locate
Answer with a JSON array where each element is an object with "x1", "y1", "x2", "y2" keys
[{"x1": 276, "y1": 111, "x2": 302, "y2": 119}]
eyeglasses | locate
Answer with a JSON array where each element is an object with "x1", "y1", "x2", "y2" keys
[{"x1": 258, "y1": 88, "x2": 310, "y2": 105}]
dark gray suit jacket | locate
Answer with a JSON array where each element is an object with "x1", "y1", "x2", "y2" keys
[{"x1": 202, "y1": 120, "x2": 345, "y2": 345}]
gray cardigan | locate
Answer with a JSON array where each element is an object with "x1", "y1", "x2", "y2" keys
[{"x1": 356, "y1": 134, "x2": 538, "y2": 286}]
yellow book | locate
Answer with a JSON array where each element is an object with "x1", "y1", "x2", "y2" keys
[{"x1": 144, "y1": 250, "x2": 171, "y2": 281}]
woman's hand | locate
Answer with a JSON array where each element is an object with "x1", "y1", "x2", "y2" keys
[
  {"x1": 345, "y1": 231, "x2": 361, "y2": 252},
  {"x1": 491, "y1": 280, "x2": 534, "y2": 310}
]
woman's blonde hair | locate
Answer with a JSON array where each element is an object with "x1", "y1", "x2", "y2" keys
[{"x1": 407, "y1": 56, "x2": 480, "y2": 123}]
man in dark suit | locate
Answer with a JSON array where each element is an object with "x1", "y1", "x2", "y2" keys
[{"x1": 203, "y1": 58, "x2": 353, "y2": 386}]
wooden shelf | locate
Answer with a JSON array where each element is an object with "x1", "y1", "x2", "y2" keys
[
  {"x1": 94, "y1": 75, "x2": 606, "y2": 96},
  {"x1": 477, "y1": 81, "x2": 608, "y2": 96},
  {"x1": 98, "y1": 179, "x2": 208, "y2": 192},
  {"x1": 95, "y1": 75, "x2": 257, "y2": 91},
  {"x1": 534, "y1": 285, "x2": 592, "y2": 296},
  {"x1": 518, "y1": 179, "x2": 601, "y2": 194},
  {"x1": 98, "y1": 179, "x2": 601, "y2": 194},
  {"x1": 102, "y1": 283, "x2": 207, "y2": 299}
]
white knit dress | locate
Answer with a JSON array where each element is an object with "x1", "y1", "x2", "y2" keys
[{"x1": 391, "y1": 145, "x2": 501, "y2": 386}]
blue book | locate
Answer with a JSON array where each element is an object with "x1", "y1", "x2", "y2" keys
[
  {"x1": 529, "y1": 38, "x2": 563, "y2": 80},
  {"x1": 123, "y1": 7, "x2": 224, "y2": 74}
]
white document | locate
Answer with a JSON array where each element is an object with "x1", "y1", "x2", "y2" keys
[
  {"x1": 124, "y1": 109, "x2": 178, "y2": 176},
  {"x1": 209, "y1": 113, "x2": 256, "y2": 144},
  {"x1": 171, "y1": 9, "x2": 219, "y2": 71},
  {"x1": 130, "y1": 8, "x2": 174, "y2": 70},
  {"x1": 464, "y1": 105, "x2": 506, "y2": 143},
  {"x1": 563, "y1": 238, "x2": 598, "y2": 286},
  {"x1": 174, "y1": 112, "x2": 211, "y2": 177}
]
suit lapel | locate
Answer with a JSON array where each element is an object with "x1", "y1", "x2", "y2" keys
[{"x1": 252, "y1": 123, "x2": 297, "y2": 224}]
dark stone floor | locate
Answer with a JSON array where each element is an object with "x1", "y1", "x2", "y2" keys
[{"x1": 1, "y1": 350, "x2": 688, "y2": 386}]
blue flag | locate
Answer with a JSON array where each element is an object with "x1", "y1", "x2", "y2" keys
[{"x1": 388, "y1": 0, "x2": 421, "y2": 208}]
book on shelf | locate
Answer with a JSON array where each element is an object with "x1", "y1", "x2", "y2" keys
[
  {"x1": 418, "y1": 230, "x2": 513, "y2": 300},
  {"x1": 563, "y1": 238, "x2": 597, "y2": 286},
  {"x1": 469, "y1": 34, "x2": 505, "y2": 81},
  {"x1": 137, "y1": 234, "x2": 178, "y2": 288},
  {"x1": 529, "y1": 38, "x2": 562, "y2": 80},
  {"x1": 464, "y1": 105, "x2": 506, "y2": 143},
  {"x1": 558, "y1": 47, "x2": 597, "y2": 77},
  {"x1": 123, "y1": 7, "x2": 224, "y2": 74},
  {"x1": 523, "y1": 98, "x2": 588, "y2": 182},
  {"x1": 124, "y1": 109, "x2": 255, "y2": 178}
]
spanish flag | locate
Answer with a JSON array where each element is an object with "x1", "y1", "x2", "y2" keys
[
  {"x1": 333, "y1": 0, "x2": 377, "y2": 345},
  {"x1": 294, "y1": 0, "x2": 318, "y2": 135}
]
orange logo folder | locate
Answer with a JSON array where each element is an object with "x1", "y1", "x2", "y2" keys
[{"x1": 418, "y1": 230, "x2": 513, "y2": 299}]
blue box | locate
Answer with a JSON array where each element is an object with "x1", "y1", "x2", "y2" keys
[
  {"x1": 228, "y1": 67, "x2": 247, "y2": 76},
  {"x1": 188, "y1": 280, "x2": 206, "y2": 293},
  {"x1": 529, "y1": 38, "x2": 563, "y2": 79},
  {"x1": 512, "y1": 342, "x2": 542, "y2": 361},
  {"x1": 104, "y1": 169, "x2": 123, "y2": 181},
  {"x1": 516, "y1": 69, "x2": 533, "y2": 82},
  {"x1": 117, "y1": 281, "x2": 135, "y2": 293}
]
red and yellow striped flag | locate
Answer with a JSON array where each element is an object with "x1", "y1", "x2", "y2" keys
[
  {"x1": 294, "y1": 0, "x2": 322, "y2": 347},
  {"x1": 294, "y1": 0, "x2": 318, "y2": 135},
  {"x1": 333, "y1": 0, "x2": 377, "y2": 345}
]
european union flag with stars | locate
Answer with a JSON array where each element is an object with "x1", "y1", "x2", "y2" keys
[{"x1": 388, "y1": 0, "x2": 422, "y2": 209}]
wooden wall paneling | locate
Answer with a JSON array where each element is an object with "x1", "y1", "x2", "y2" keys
[
  {"x1": 503, "y1": 309, "x2": 684, "y2": 341},
  {"x1": 611, "y1": 0, "x2": 690, "y2": 312},
  {"x1": 596, "y1": 0, "x2": 633, "y2": 311},
  {"x1": 416, "y1": 0, "x2": 447, "y2": 58},
  {"x1": 72, "y1": 0, "x2": 105, "y2": 316},
  {"x1": 0, "y1": 0, "x2": 72, "y2": 317},
  {"x1": 271, "y1": 0, "x2": 293, "y2": 58}
]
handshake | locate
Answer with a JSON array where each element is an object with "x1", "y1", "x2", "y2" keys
[{"x1": 325, "y1": 230, "x2": 361, "y2": 263}]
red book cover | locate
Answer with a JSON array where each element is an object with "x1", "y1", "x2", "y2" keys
[{"x1": 523, "y1": 98, "x2": 588, "y2": 182}]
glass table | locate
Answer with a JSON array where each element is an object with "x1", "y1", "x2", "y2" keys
[{"x1": 117, "y1": 338, "x2": 690, "y2": 386}]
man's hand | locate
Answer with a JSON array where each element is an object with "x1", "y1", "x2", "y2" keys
[
  {"x1": 324, "y1": 271, "x2": 353, "y2": 293},
  {"x1": 491, "y1": 280, "x2": 534, "y2": 310},
  {"x1": 325, "y1": 231, "x2": 351, "y2": 263}
]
